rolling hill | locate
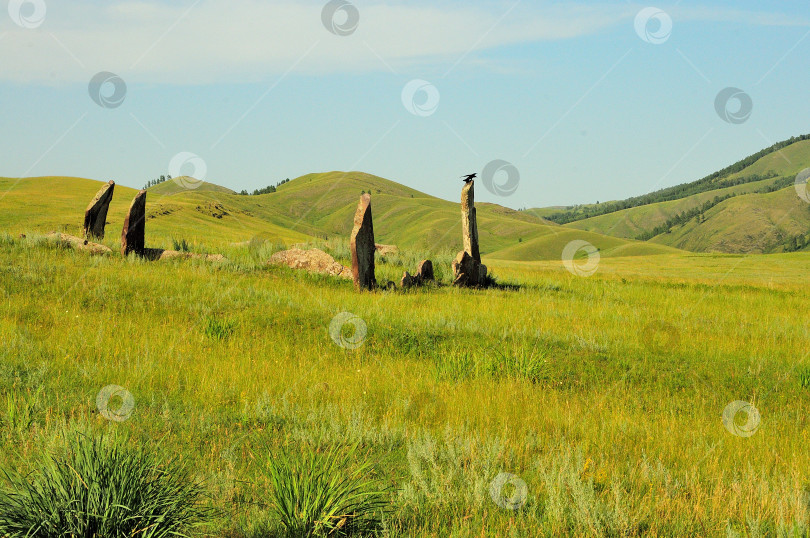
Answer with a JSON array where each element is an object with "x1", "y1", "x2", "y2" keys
[
  {"x1": 0, "y1": 172, "x2": 681, "y2": 262},
  {"x1": 531, "y1": 136, "x2": 810, "y2": 254}
]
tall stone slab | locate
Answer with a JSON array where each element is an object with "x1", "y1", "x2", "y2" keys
[
  {"x1": 454, "y1": 181, "x2": 487, "y2": 287},
  {"x1": 461, "y1": 181, "x2": 480, "y2": 263},
  {"x1": 83, "y1": 180, "x2": 115, "y2": 240},
  {"x1": 121, "y1": 190, "x2": 147, "y2": 257},
  {"x1": 350, "y1": 194, "x2": 377, "y2": 290}
]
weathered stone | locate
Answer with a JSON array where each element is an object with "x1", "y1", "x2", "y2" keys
[
  {"x1": 143, "y1": 249, "x2": 227, "y2": 263},
  {"x1": 83, "y1": 180, "x2": 115, "y2": 239},
  {"x1": 121, "y1": 190, "x2": 147, "y2": 257},
  {"x1": 461, "y1": 181, "x2": 480, "y2": 263},
  {"x1": 401, "y1": 271, "x2": 416, "y2": 288},
  {"x1": 350, "y1": 194, "x2": 376, "y2": 290},
  {"x1": 46, "y1": 232, "x2": 112, "y2": 255},
  {"x1": 416, "y1": 259, "x2": 434, "y2": 282},
  {"x1": 401, "y1": 260, "x2": 435, "y2": 289},
  {"x1": 268, "y1": 248, "x2": 351, "y2": 279},
  {"x1": 452, "y1": 250, "x2": 487, "y2": 287},
  {"x1": 375, "y1": 243, "x2": 398, "y2": 256}
]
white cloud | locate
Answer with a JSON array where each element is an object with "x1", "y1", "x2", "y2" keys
[{"x1": 0, "y1": 1, "x2": 805, "y2": 85}]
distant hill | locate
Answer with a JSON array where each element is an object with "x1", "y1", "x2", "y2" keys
[
  {"x1": 147, "y1": 177, "x2": 236, "y2": 197},
  {"x1": 0, "y1": 172, "x2": 679, "y2": 261},
  {"x1": 530, "y1": 136, "x2": 810, "y2": 254}
]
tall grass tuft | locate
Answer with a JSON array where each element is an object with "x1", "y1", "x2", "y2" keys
[
  {"x1": 0, "y1": 432, "x2": 212, "y2": 537},
  {"x1": 259, "y1": 443, "x2": 390, "y2": 537}
]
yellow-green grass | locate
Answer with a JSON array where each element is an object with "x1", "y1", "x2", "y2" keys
[{"x1": 1, "y1": 233, "x2": 809, "y2": 535}]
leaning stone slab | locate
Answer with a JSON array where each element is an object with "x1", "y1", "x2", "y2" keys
[
  {"x1": 83, "y1": 180, "x2": 115, "y2": 240},
  {"x1": 350, "y1": 194, "x2": 377, "y2": 290},
  {"x1": 121, "y1": 190, "x2": 147, "y2": 257}
]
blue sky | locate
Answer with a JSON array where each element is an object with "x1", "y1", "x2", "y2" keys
[{"x1": 1, "y1": 0, "x2": 808, "y2": 208}]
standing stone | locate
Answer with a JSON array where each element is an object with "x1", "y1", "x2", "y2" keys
[
  {"x1": 454, "y1": 181, "x2": 487, "y2": 287},
  {"x1": 461, "y1": 181, "x2": 480, "y2": 263},
  {"x1": 121, "y1": 190, "x2": 147, "y2": 257},
  {"x1": 83, "y1": 180, "x2": 115, "y2": 240},
  {"x1": 350, "y1": 194, "x2": 376, "y2": 290}
]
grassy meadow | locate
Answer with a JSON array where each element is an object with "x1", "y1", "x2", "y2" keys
[{"x1": 1, "y1": 228, "x2": 809, "y2": 536}]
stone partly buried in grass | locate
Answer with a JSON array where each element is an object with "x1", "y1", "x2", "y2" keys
[
  {"x1": 401, "y1": 259, "x2": 435, "y2": 288},
  {"x1": 268, "y1": 248, "x2": 351, "y2": 279},
  {"x1": 83, "y1": 180, "x2": 114, "y2": 240},
  {"x1": 350, "y1": 193, "x2": 377, "y2": 290},
  {"x1": 45, "y1": 232, "x2": 111, "y2": 255}
]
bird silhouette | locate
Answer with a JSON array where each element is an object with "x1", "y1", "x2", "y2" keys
[{"x1": 461, "y1": 173, "x2": 477, "y2": 183}]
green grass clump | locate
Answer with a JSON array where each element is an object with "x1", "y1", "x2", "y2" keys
[
  {"x1": 0, "y1": 432, "x2": 211, "y2": 537},
  {"x1": 260, "y1": 443, "x2": 390, "y2": 537}
]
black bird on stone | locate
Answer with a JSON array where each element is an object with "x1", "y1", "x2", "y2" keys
[{"x1": 461, "y1": 173, "x2": 477, "y2": 183}]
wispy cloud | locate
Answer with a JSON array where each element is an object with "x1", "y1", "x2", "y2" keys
[{"x1": 0, "y1": 1, "x2": 806, "y2": 85}]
